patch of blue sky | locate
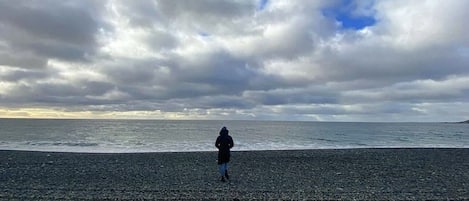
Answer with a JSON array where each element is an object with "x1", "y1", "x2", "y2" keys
[
  {"x1": 336, "y1": 13, "x2": 376, "y2": 30},
  {"x1": 322, "y1": 0, "x2": 376, "y2": 30},
  {"x1": 257, "y1": 0, "x2": 268, "y2": 11}
]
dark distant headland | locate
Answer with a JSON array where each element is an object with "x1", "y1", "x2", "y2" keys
[{"x1": 459, "y1": 120, "x2": 469, "y2": 123}]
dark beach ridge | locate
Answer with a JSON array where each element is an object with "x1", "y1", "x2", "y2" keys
[{"x1": 1, "y1": 149, "x2": 468, "y2": 200}]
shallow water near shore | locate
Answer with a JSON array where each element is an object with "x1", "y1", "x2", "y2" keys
[{"x1": 0, "y1": 119, "x2": 468, "y2": 153}]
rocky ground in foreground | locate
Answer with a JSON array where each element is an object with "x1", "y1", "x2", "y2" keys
[{"x1": 1, "y1": 148, "x2": 468, "y2": 200}]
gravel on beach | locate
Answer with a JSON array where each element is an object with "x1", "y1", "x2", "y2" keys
[{"x1": 1, "y1": 148, "x2": 468, "y2": 200}]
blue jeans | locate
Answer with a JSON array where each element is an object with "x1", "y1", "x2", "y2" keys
[{"x1": 219, "y1": 163, "x2": 228, "y2": 176}]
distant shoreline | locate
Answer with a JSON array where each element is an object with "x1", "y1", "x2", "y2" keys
[{"x1": 0, "y1": 117, "x2": 467, "y2": 123}]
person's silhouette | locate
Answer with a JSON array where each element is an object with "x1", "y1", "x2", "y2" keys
[{"x1": 215, "y1": 126, "x2": 234, "y2": 182}]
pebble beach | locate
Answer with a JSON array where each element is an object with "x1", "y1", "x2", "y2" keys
[{"x1": 1, "y1": 148, "x2": 468, "y2": 200}]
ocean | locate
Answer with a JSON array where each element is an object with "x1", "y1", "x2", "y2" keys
[{"x1": 0, "y1": 119, "x2": 468, "y2": 153}]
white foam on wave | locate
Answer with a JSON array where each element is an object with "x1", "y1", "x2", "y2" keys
[
  {"x1": 2, "y1": 139, "x2": 468, "y2": 153},
  {"x1": 0, "y1": 140, "x2": 217, "y2": 153}
]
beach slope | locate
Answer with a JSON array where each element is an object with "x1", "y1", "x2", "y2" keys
[{"x1": 1, "y1": 149, "x2": 468, "y2": 200}]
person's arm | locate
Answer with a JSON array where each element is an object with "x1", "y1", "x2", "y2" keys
[
  {"x1": 215, "y1": 136, "x2": 221, "y2": 149},
  {"x1": 229, "y1": 136, "x2": 234, "y2": 149}
]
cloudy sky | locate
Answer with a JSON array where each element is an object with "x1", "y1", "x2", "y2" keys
[{"x1": 0, "y1": 0, "x2": 468, "y2": 121}]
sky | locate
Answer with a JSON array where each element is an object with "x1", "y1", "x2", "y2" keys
[{"x1": 0, "y1": 0, "x2": 468, "y2": 122}]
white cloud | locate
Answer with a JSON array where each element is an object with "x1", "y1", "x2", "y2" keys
[
  {"x1": 0, "y1": 0, "x2": 468, "y2": 121},
  {"x1": 374, "y1": 0, "x2": 469, "y2": 49}
]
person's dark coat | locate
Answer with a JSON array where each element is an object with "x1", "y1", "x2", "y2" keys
[{"x1": 215, "y1": 127, "x2": 234, "y2": 164}]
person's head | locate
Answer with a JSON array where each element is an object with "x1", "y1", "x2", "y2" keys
[{"x1": 220, "y1": 126, "x2": 229, "y2": 135}]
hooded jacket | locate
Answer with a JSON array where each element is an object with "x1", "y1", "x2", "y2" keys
[{"x1": 215, "y1": 127, "x2": 234, "y2": 164}]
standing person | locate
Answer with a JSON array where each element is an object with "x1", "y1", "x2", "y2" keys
[{"x1": 215, "y1": 126, "x2": 234, "y2": 182}]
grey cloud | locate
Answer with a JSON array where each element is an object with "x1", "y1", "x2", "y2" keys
[
  {"x1": 313, "y1": 41, "x2": 469, "y2": 88},
  {"x1": 94, "y1": 49, "x2": 298, "y2": 107},
  {"x1": 0, "y1": 68, "x2": 48, "y2": 82},
  {"x1": 257, "y1": 102, "x2": 424, "y2": 122},
  {"x1": 229, "y1": 2, "x2": 338, "y2": 61},
  {"x1": 166, "y1": 95, "x2": 255, "y2": 110},
  {"x1": 0, "y1": 0, "x2": 106, "y2": 62},
  {"x1": 145, "y1": 30, "x2": 178, "y2": 51},
  {"x1": 162, "y1": 51, "x2": 261, "y2": 98},
  {"x1": 97, "y1": 58, "x2": 174, "y2": 100},
  {"x1": 200, "y1": 96, "x2": 255, "y2": 109},
  {"x1": 104, "y1": 61, "x2": 160, "y2": 85},
  {"x1": 341, "y1": 76, "x2": 469, "y2": 104},
  {"x1": 157, "y1": 0, "x2": 254, "y2": 21},
  {"x1": 113, "y1": 0, "x2": 160, "y2": 28},
  {"x1": 110, "y1": 0, "x2": 256, "y2": 36},
  {"x1": 243, "y1": 87, "x2": 338, "y2": 106},
  {"x1": 155, "y1": 0, "x2": 256, "y2": 34},
  {"x1": 0, "y1": 0, "x2": 468, "y2": 121},
  {"x1": 257, "y1": 19, "x2": 317, "y2": 59},
  {"x1": 26, "y1": 42, "x2": 94, "y2": 62},
  {"x1": 0, "y1": 52, "x2": 47, "y2": 69},
  {"x1": 1, "y1": 77, "x2": 118, "y2": 107}
]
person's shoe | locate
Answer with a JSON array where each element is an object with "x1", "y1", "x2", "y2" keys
[
  {"x1": 220, "y1": 176, "x2": 226, "y2": 182},
  {"x1": 224, "y1": 170, "x2": 230, "y2": 180}
]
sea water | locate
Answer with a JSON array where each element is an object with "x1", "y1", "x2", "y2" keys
[{"x1": 0, "y1": 119, "x2": 468, "y2": 153}]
